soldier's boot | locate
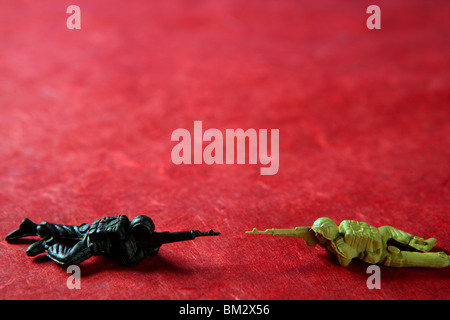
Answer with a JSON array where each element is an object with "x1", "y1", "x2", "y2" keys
[
  {"x1": 408, "y1": 237, "x2": 436, "y2": 252},
  {"x1": 5, "y1": 218, "x2": 38, "y2": 241},
  {"x1": 384, "y1": 246, "x2": 449, "y2": 268}
]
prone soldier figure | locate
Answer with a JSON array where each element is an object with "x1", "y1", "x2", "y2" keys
[
  {"x1": 247, "y1": 217, "x2": 449, "y2": 268},
  {"x1": 6, "y1": 215, "x2": 220, "y2": 266}
]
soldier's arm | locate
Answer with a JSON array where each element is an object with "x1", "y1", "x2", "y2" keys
[
  {"x1": 329, "y1": 236, "x2": 358, "y2": 267},
  {"x1": 118, "y1": 237, "x2": 146, "y2": 267}
]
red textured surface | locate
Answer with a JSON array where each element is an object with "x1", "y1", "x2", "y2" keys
[{"x1": 0, "y1": 0, "x2": 449, "y2": 300}]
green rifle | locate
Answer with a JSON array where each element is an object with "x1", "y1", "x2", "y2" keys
[{"x1": 245, "y1": 226, "x2": 318, "y2": 247}]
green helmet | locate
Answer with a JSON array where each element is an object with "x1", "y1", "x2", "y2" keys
[{"x1": 312, "y1": 217, "x2": 338, "y2": 240}]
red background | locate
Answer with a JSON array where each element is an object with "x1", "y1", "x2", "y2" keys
[{"x1": 0, "y1": 0, "x2": 449, "y2": 300}]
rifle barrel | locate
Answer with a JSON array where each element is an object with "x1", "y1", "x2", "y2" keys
[
  {"x1": 137, "y1": 230, "x2": 220, "y2": 248},
  {"x1": 245, "y1": 227, "x2": 312, "y2": 237}
]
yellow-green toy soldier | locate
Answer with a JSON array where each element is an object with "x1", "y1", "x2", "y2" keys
[{"x1": 246, "y1": 217, "x2": 449, "y2": 268}]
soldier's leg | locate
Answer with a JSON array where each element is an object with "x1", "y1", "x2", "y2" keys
[
  {"x1": 37, "y1": 222, "x2": 89, "y2": 241},
  {"x1": 26, "y1": 236, "x2": 56, "y2": 256},
  {"x1": 21, "y1": 222, "x2": 89, "y2": 256},
  {"x1": 382, "y1": 246, "x2": 449, "y2": 268},
  {"x1": 6, "y1": 218, "x2": 89, "y2": 242},
  {"x1": 379, "y1": 226, "x2": 435, "y2": 252},
  {"x1": 45, "y1": 238, "x2": 92, "y2": 265},
  {"x1": 379, "y1": 226, "x2": 413, "y2": 245}
]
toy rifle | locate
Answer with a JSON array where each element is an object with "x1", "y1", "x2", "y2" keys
[
  {"x1": 137, "y1": 229, "x2": 220, "y2": 248},
  {"x1": 245, "y1": 226, "x2": 318, "y2": 247}
]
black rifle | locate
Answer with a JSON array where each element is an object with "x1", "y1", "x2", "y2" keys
[{"x1": 136, "y1": 229, "x2": 220, "y2": 248}]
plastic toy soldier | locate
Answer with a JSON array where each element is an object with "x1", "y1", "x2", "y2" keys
[
  {"x1": 246, "y1": 217, "x2": 449, "y2": 268},
  {"x1": 6, "y1": 215, "x2": 220, "y2": 266}
]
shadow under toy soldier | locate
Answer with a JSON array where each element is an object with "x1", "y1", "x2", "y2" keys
[{"x1": 6, "y1": 215, "x2": 220, "y2": 266}]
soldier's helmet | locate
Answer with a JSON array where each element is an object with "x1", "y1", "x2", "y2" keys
[
  {"x1": 130, "y1": 215, "x2": 155, "y2": 241},
  {"x1": 311, "y1": 217, "x2": 338, "y2": 240}
]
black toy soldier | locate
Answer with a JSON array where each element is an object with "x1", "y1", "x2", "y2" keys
[{"x1": 6, "y1": 215, "x2": 220, "y2": 266}]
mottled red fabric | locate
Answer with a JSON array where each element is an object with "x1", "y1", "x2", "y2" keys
[{"x1": 0, "y1": 0, "x2": 449, "y2": 300}]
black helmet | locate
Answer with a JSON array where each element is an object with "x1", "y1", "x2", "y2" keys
[{"x1": 130, "y1": 215, "x2": 155, "y2": 241}]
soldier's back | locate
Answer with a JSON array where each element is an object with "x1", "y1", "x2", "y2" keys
[
  {"x1": 339, "y1": 220, "x2": 382, "y2": 254},
  {"x1": 88, "y1": 215, "x2": 130, "y2": 242}
]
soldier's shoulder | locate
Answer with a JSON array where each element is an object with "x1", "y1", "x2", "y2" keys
[{"x1": 339, "y1": 219, "x2": 368, "y2": 231}]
